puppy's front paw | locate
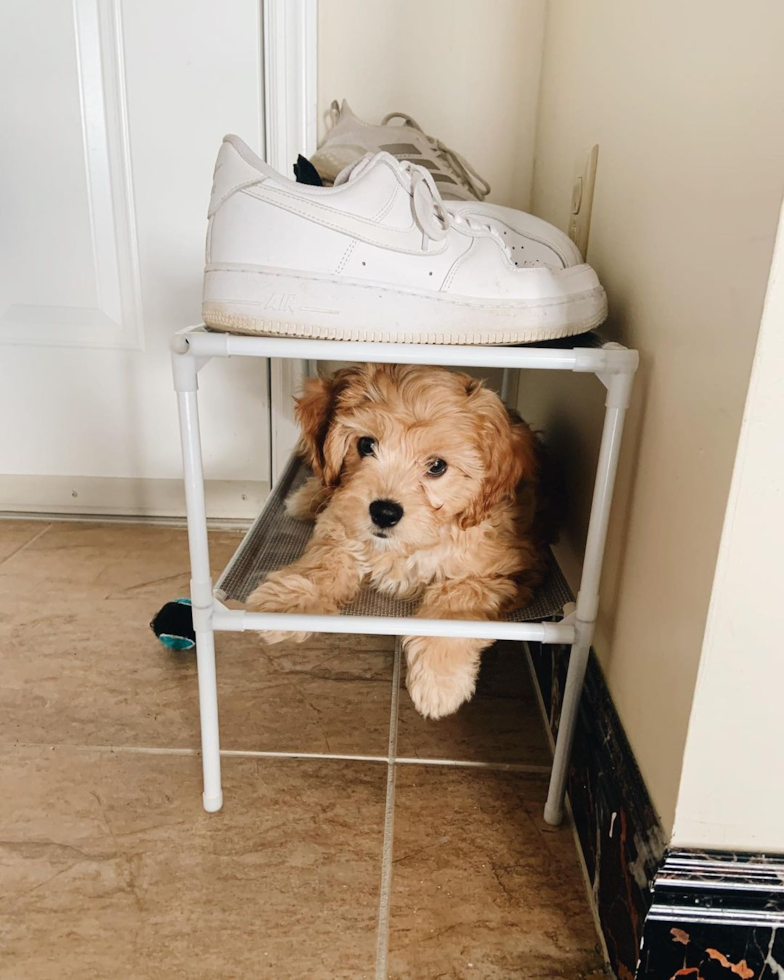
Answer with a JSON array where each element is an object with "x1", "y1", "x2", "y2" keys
[
  {"x1": 403, "y1": 636, "x2": 482, "y2": 720},
  {"x1": 246, "y1": 574, "x2": 333, "y2": 645}
]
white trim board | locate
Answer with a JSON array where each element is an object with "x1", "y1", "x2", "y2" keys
[
  {"x1": 0, "y1": 475, "x2": 269, "y2": 520},
  {"x1": 263, "y1": 0, "x2": 318, "y2": 172},
  {"x1": 262, "y1": 0, "x2": 318, "y2": 485},
  {"x1": 0, "y1": 0, "x2": 142, "y2": 350}
]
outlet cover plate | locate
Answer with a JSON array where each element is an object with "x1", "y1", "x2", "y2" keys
[{"x1": 568, "y1": 144, "x2": 599, "y2": 259}]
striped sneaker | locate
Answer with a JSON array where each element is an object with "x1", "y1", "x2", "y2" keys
[{"x1": 311, "y1": 99, "x2": 491, "y2": 203}]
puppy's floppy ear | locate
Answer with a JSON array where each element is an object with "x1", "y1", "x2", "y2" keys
[
  {"x1": 295, "y1": 375, "x2": 336, "y2": 481},
  {"x1": 458, "y1": 384, "x2": 539, "y2": 529},
  {"x1": 295, "y1": 367, "x2": 364, "y2": 486}
]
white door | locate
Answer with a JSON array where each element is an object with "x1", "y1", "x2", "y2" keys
[{"x1": 0, "y1": 0, "x2": 312, "y2": 519}]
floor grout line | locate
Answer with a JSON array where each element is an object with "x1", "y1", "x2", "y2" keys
[
  {"x1": 395, "y1": 757, "x2": 551, "y2": 774},
  {"x1": 0, "y1": 512, "x2": 250, "y2": 531},
  {"x1": 0, "y1": 522, "x2": 52, "y2": 568},
  {"x1": 220, "y1": 749, "x2": 388, "y2": 763},
  {"x1": 6, "y1": 743, "x2": 390, "y2": 763},
  {"x1": 374, "y1": 638, "x2": 402, "y2": 980},
  {"x1": 6, "y1": 742, "x2": 550, "y2": 772}
]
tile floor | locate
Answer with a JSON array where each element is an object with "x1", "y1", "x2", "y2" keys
[{"x1": 0, "y1": 518, "x2": 607, "y2": 980}]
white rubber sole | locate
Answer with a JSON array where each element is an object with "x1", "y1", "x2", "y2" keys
[{"x1": 202, "y1": 264, "x2": 607, "y2": 345}]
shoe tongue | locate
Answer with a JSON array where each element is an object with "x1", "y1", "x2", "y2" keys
[{"x1": 333, "y1": 152, "x2": 375, "y2": 186}]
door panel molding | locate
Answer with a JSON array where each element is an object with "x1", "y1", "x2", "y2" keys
[
  {"x1": 263, "y1": 0, "x2": 317, "y2": 173},
  {"x1": 0, "y1": 0, "x2": 142, "y2": 350},
  {"x1": 263, "y1": 0, "x2": 317, "y2": 483}
]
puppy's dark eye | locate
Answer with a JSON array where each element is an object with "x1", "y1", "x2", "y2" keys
[
  {"x1": 358, "y1": 436, "x2": 376, "y2": 457},
  {"x1": 427, "y1": 458, "x2": 447, "y2": 477}
]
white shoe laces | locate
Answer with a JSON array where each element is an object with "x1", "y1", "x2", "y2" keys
[
  {"x1": 451, "y1": 211, "x2": 513, "y2": 260},
  {"x1": 399, "y1": 160, "x2": 450, "y2": 250},
  {"x1": 382, "y1": 111, "x2": 491, "y2": 201},
  {"x1": 335, "y1": 150, "x2": 511, "y2": 258},
  {"x1": 398, "y1": 159, "x2": 510, "y2": 258}
]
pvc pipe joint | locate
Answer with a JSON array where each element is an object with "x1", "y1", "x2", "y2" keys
[{"x1": 171, "y1": 350, "x2": 199, "y2": 393}]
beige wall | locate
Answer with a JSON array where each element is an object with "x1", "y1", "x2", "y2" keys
[
  {"x1": 316, "y1": 0, "x2": 784, "y2": 836},
  {"x1": 673, "y1": 203, "x2": 784, "y2": 852},
  {"x1": 521, "y1": 0, "x2": 784, "y2": 832},
  {"x1": 317, "y1": 0, "x2": 546, "y2": 212}
]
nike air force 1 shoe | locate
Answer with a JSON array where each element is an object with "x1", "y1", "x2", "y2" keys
[{"x1": 202, "y1": 135, "x2": 607, "y2": 345}]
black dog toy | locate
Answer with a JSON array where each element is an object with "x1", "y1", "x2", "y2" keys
[{"x1": 150, "y1": 598, "x2": 195, "y2": 651}]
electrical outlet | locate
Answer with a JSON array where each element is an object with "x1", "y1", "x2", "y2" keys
[{"x1": 567, "y1": 144, "x2": 599, "y2": 259}]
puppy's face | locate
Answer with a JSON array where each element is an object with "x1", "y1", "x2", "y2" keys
[{"x1": 296, "y1": 365, "x2": 537, "y2": 552}]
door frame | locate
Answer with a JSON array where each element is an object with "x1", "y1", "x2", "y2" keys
[{"x1": 263, "y1": 0, "x2": 318, "y2": 485}]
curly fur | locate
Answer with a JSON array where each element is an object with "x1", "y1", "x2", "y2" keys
[{"x1": 247, "y1": 364, "x2": 552, "y2": 719}]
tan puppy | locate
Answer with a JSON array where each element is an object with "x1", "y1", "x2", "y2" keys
[{"x1": 247, "y1": 364, "x2": 549, "y2": 719}]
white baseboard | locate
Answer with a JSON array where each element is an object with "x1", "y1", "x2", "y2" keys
[{"x1": 0, "y1": 474, "x2": 269, "y2": 520}]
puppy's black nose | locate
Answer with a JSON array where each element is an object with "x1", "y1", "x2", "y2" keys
[{"x1": 369, "y1": 499, "x2": 403, "y2": 528}]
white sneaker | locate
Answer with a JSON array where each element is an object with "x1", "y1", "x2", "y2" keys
[
  {"x1": 202, "y1": 135, "x2": 607, "y2": 345},
  {"x1": 311, "y1": 100, "x2": 491, "y2": 202}
]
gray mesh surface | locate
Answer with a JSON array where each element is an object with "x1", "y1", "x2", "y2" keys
[{"x1": 216, "y1": 455, "x2": 573, "y2": 622}]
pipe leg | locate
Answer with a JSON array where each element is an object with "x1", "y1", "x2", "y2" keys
[
  {"x1": 544, "y1": 372, "x2": 633, "y2": 826},
  {"x1": 195, "y1": 628, "x2": 223, "y2": 812},
  {"x1": 173, "y1": 350, "x2": 223, "y2": 812},
  {"x1": 544, "y1": 637, "x2": 590, "y2": 826}
]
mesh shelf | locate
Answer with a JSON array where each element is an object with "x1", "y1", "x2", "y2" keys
[{"x1": 216, "y1": 455, "x2": 573, "y2": 623}]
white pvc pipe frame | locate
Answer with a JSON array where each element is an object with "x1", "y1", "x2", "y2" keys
[{"x1": 171, "y1": 326, "x2": 638, "y2": 823}]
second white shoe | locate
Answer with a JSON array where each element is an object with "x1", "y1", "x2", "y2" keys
[
  {"x1": 202, "y1": 136, "x2": 607, "y2": 345},
  {"x1": 311, "y1": 99, "x2": 493, "y2": 202}
]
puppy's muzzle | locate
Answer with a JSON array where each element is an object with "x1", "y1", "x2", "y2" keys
[{"x1": 369, "y1": 499, "x2": 403, "y2": 529}]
